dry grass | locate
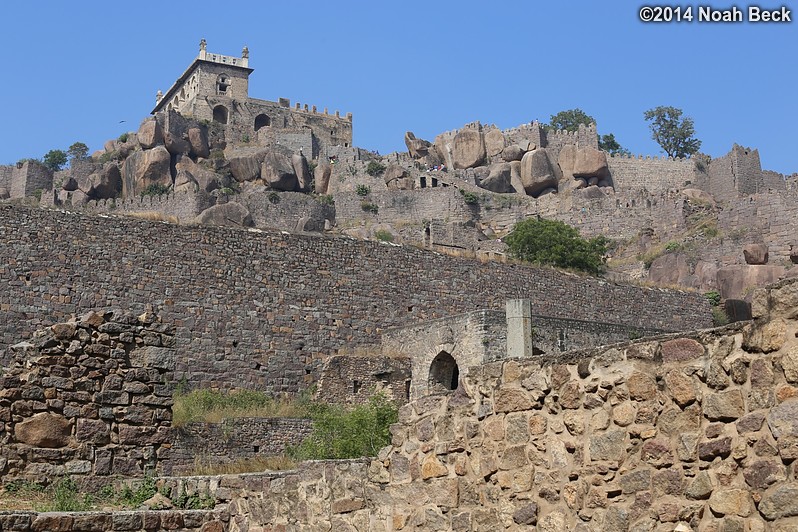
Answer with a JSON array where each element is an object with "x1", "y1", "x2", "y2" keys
[
  {"x1": 172, "y1": 389, "x2": 311, "y2": 427},
  {"x1": 189, "y1": 455, "x2": 297, "y2": 476},
  {"x1": 126, "y1": 211, "x2": 180, "y2": 224}
]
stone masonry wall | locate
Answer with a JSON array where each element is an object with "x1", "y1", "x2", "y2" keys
[
  {"x1": 0, "y1": 205, "x2": 711, "y2": 394},
  {"x1": 161, "y1": 418, "x2": 314, "y2": 476},
  {"x1": 608, "y1": 154, "x2": 698, "y2": 193},
  {"x1": 0, "y1": 165, "x2": 12, "y2": 191},
  {"x1": 0, "y1": 310, "x2": 175, "y2": 486},
  {"x1": 221, "y1": 277, "x2": 798, "y2": 530},
  {"x1": 316, "y1": 355, "x2": 412, "y2": 405},
  {"x1": 9, "y1": 161, "x2": 53, "y2": 200}
]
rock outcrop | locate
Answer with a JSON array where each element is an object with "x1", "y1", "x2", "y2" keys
[
  {"x1": 404, "y1": 131, "x2": 431, "y2": 159},
  {"x1": 520, "y1": 149, "x2": 558, "y2": 196},
  {"x1": 194, "y1": 202, "x2": 254, "y2": 227},
  {"x1": 121, "y1": 146, "x2": 172, "y2": 197},
  {"x1": 261, "y1": 152, "x2": 298, "y2": 191},
  {"x1": 452, "y1": 128, "x2": 486, "y2": 169}
]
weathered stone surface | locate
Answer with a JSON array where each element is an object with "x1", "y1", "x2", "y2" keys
[
  {"x1": 452, "y1": 128, "x2": 486, "y2": 169},
  {"x1": 384, "y1": 165, "x2": 413, "y2": 191},
  {"x1": 129, "y1": 345, "x2": 177, "y2": 371},
  {"x1": 495, "y1": 388, "x2": 532, "y2": 413},
  {"x1": 479, "y1": 163, "x2": 513, "y2": 193},
  {"x1": 138, "y1": 118, "x2": 163, "y2": 150},
  {"x1": 782, "y1": 346, "x2": 798, "y2": 384},
  {"x1": 484, "y1": 128, "x2": 506, "y2": 158},
  {"x1": 188, "y1": 127, "x2": 210, "y2": 159},
  {"x1": 681, "y1": 188, "x2": 715, "y2": 206},
  {"x1": 743, "y1": 243, "x2": 769, "y2": 265},
  {"x1": 743, "y1": 459, "x2": 784, "y2": 489},
  {"x1": 758, "y1": 483, "x2": 798, "y2": 520},
  {"x1": 261, "y1": 152, "x2": 298, "y2": 191},
  {"x1": 737, "y1": 412, "x2": 765, "y2": 433},
  {"x1": 292, "y1": 152, "x2": 312, "y2": 193},
  {"x1": 661, "y1": 338, "x2": 704, "y2": 362},
  {"x1": 315, "y1": 162, "x2": 332, "y2": 195},
  {"x1": 14, "y1": 412, "x2": 72, "y2": 448},
  {"x1": 649, "y1": 253, "x2": 695, "y2": 288},
  {"x1": 685, "y1": 471, "x2": 713, "y2": 500},
  {"x1": 512, "y1": 502, "x2": 538, "y2": 525},
  {"x1": 767, "y1": 399, "x2": 798, "y2": 438},
  {"x1": 229, "y1": 155, "x2": 262, "y2": 182},
  {"x1": 76, "y1": 418, "x2": 110, "y2": 444},
  {"x1": 665, "y1": 370, "x2": 697, "y2": 407},
  {"x1": 501, "y1": 145, "x2": 525, "y2": 162},
  {"x1": 121, "y1": 146, "x2": 172, "y2": 197},
  {"x1": 589, "y1": 430, "x2": 626, "y2": 461},
  {"x1": 704, "y1": 390, "x2": 745, "y2": 420},
  {"x1": 405, "y1": 131, "x2": 431, "y2": 159},
  {"x1": 627, "y1": 372, "x2": 657, "y2": 401},
  {"x1": 709, "y1": 488, "x2": 752, "y2": 517},
  {"x1": 421, "y1": 454, "x2": 448, "y2": 479},
  {"x1": 173, "y1": 170, "x2": 198, "y2": 193},
  {"x1": 519, "y1": 149, "x2": 557, "y2": 197},
  {"x1": 573, "y1": 147, "x2": 609, "y2": 179},
  {"x1": 164, "y1": 132, "x2": 191, "y2": 156},
  {"x1": 82, "y1": 163, "x2": 123, "y2": 200},
  {"x1": 717, "y1": 265, "x2": 786, "y2": 301},
  {"x1": 743, "y1": 318, "x2": 787, "y2": 353},
  {"x1": 698, "y1": 436, "x2": 732, "y2": 460}
]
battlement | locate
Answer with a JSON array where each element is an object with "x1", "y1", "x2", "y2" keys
[
  {"x1": 198, "y1": 38, "x2": 249, "y2": 68},
  {"x1": 609, "y1": 152, "x2": 691, "y2": 162}
]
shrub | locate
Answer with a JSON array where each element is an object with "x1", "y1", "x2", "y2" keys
[
  {"x1": 50, "y1": 477, "x2": 93, "y2": 512},
  {"x1": 140, "y1": 183, "x2": 170, "y2": 197},
  {"x1": 664, "y1": 241, "x2": 682, "y2": 252},
  {"x1": 366, "y1": 161, "x2": 386, "y2": 177},
  {"x1": 315, "y1": 194, "x2": 334, "y2": 206},
  {"x1": 361, "y1": 201, "x2": 378, "y2": 214},
  {"x1": 355, "y1": 184, "x2": 371, "y2": 197},
  {"x1": 118, "y1": 133, "x2": 130, "y2": 143},
  {"x1": 289, "y1": 392, "x2": 398, "y2": 460},
  {"x1": 504, "y1": 218, "x2": 608, "y2": 275},
  {"x1": 460, "y1": 190, "x2": 479, "y2": 205},
  {"x1": 704, "y1": 290, "x2": 721, "y2": 307},
  {"x1": 210, "y1": 148, "x2": 225, "y2": 160},
  {"x1": 42, "y1": 149, "x2": 68, "y2": 171},
  {"x1": 119, "y1": 475, "x2": 158, "y2": 508},
  {"x1": 375, "y1": 229, "x2": 394, "y2": 242},
  {"x1": 712, "y1": 306, "x2": 730, "y2": 326}
]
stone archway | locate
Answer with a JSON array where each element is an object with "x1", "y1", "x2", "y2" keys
[
  {"x1": 428, "y1": 351, "x2": 459, "y2": 392},
  {"x1": 213, "y1": 105, "x2": 229, "y2": 125},
  {"x1": 254, "y1": 114, "x2": 271, "y2": 131}
]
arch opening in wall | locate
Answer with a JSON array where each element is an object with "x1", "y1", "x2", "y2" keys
[
  {"x1": 428, "y1": 351, "x2": 459, "y2": 392},
  {"x1": 213, "y1": 105, "x2": 229, "y2": 125},
  {"x1": 254, "y1": 114, "x2": 271, "y2": 131},
  {"x1": 216, "y1": 74, "x2": 230, "y2": 95}
]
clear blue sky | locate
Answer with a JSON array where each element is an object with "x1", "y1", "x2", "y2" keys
[{"x1": 1, "y1": 1, "x2": 795, "y2": 174}]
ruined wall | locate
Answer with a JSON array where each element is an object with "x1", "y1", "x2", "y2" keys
[
  {"x1": 222, "y1": 278, "x2": 798, "y2": 531},
  {"x1": 162, "y1": 418, "x2": 313, "y2": 476},
  {"x1": 0, "y1": 205, "x2": 711, "y2": 393},
  {"x1": 238, "y1": 190, "x2": 334, "y2": 232},
  {"x1": 0, "y1": 165, "x2": 12, "y2": 191},
  {"x1": 316, "y1": 355, "x2": 412, "y2": 405},
  {"x1": 67, "y1": 190, "x2": 216, "y2": 223},
  {"x1": 0, "y1": 310, "x2": 174, "y2": 485},
  {"x1": 707, "y1": 145, "x2": 764, "y2": 203},
  {"x1": 9, "y1": 161, "x2": 53, "y2": 199}
]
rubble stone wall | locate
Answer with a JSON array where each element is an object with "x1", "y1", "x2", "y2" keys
[
  {"x1": 0, "y1": 205, "x2": 711, "y2": 394},
  {"x1": 224, "y1": 278, "x2": 798, "y2": 531},
  {"x1": 0, "y1": 310, "x2": 175, "y2": 485}
]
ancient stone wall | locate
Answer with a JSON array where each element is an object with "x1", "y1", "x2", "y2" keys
[
  {"x1": 0, "y1": 205, "x2": 711, "y2": 393},
  {"x1": 161, "y1": 418, "x2": 314, "y2": 476},
  {"x1": 0, "y1": 165, "x2": 12, "y2": 191},
  {"x1": 316, "y1": 355, "x2": 412, "y2": 405},
  {"x1": 55, "y1": 190, "x2": 216, "y2": 223},
  {"x1": 218, "y1": 278, "x2": 798, "y2": 531},
  {"x1": 0, "y1": 310, "x2": 175, "y2": 485},
  {"x1": 607, "y1": 154, "x2": 698, "y2": 193},
  {"x1": 238, "y1": 190, "x2": 334, "y2": 232},
  {"x1": 0, "y1": 509, "x2": 227, "y2": 531},
  {"x1": 9, "y1": 161, "x2": 53, "y2": 200}
]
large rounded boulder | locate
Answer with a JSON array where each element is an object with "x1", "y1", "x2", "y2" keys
[
  {"x1": 520, "y1": 149, "x2": 558, "y2": 196},
  {"x1": 452, "y1": 129, "x2": 486, "y2": 169},
  {"x1": 573, "y1": 147, "x2": 610, "y2": 179},
  {"x1": 262, "y1": 152, "x2": 298, "y2": 191}
]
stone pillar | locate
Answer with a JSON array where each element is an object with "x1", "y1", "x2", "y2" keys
[{"x1": 506, "y1": 299, "x2": 533, "y2": 358}]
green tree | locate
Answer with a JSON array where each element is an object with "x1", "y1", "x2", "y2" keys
[
  {"x1": 643, "y1": 106, "x2": 702, "y2": 158},
  {"x1": 504, "y1": 218, "x2": 609, "y2": 275},
  {"x1": 547, "y1": 108, "x2": 595, "y2": 132},
  {"x1": 548, "y1": 108, "x2": 629, "y2": 155},
  {"x1": 42, "y1": 149, "x2": 68, "y2": 171},
  {"x1": 67, "y1": 142, "x2": 90, "y2": 164}
]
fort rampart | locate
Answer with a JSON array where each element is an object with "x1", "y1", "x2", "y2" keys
[{"x1": 0, "y1": 205, "x2": 711, "y2": 393}]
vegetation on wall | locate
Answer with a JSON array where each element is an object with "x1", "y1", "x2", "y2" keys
[
  {"x1": 504, "y1": 218, "x2": 609, "y2": 275},
  {"x1": 546, "y1": 108, "x2": 630, "y2": 155},
  {"x1": 644, "y1": 106, "x2": 702, "y2": 158}
]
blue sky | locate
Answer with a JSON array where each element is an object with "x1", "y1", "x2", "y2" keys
[{"x1": 1, "y1": 1, "x2": 795, "y2": 174}]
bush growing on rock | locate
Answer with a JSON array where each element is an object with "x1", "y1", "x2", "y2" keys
[{"x1": 505, "y1": 218, "x2": 608, "y2": 275}]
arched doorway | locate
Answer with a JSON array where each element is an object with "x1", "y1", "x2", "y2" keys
[
  {"x1": 254, "y1": 114, "x2": 271, "y2": 131},
  {"x1": 213, "y1": 105, "x2": 229, "y2": 125},
  {"x1": 428, "y1": 351, "x2": 459, "y2": 392}
]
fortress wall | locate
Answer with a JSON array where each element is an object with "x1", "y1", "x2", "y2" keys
[
  {"x1": 333, "y1": 187, "x2": 474, "y2": 228},
  {"x1": 0, "y1": 206, "x2": 711, "y2": 393},
  {"x1": 222, "y1": 279, "x2": 798, "y2": 530},
  {"x1": 239, "y1": 190, "x2": 333, "y2": 232},
  {"x1": 80, "y1": 190, "x2": 216, "y2": 222},
  {"x1": 0, "y1": 165, "x2": 12, "y2": 190},
  {"x1": 608, "y1": 154, "x2": 697, "y2": 193},
  {"x1": 719, "y1": 189, "x2": 798, "y2": 262},
  {"x1": 10, "y1": 161, "x2": 53, "y2": 199}
]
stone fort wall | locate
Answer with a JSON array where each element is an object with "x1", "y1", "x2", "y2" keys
[{"x1": 0, "y1": 205, "x2": 711, "y2": 394}]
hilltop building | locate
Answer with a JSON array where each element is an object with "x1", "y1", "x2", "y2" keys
[{"x1": 152, "y1": 39, "x2": 353, "y2": 158}]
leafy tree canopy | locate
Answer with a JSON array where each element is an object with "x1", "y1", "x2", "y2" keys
[
  {"x1": 67, "y1": 142, "x2": 90, "y2": 163},
  {"x1": 504, "y1": 217, "x2": 609, "y2": 275},
  {"x1": 598, "y1": 133, "x2": 631, "y2": 156},
  {"x1": 643, "y1": 106, "x2": 702, "y2": 158},
  {"x1": 42, "y1": 149, "x2": 68, "y2": 171},
  {"x1": 547, "y1": 108, "x2": 595, "y2": 133}
]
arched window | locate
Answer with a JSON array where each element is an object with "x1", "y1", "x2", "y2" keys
[
  {"x1": 213, "y1": 105, "x2": 229, "y2": 125},
  {"x1": 254, "y1": 114, "x2": 271, "y2": 131},
  {"x1": 216, "y1": 74, "x2": 230, "y2": 95},
  {"x1": 428, "y1": 351, "x2": 459, "y2": 392}
]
